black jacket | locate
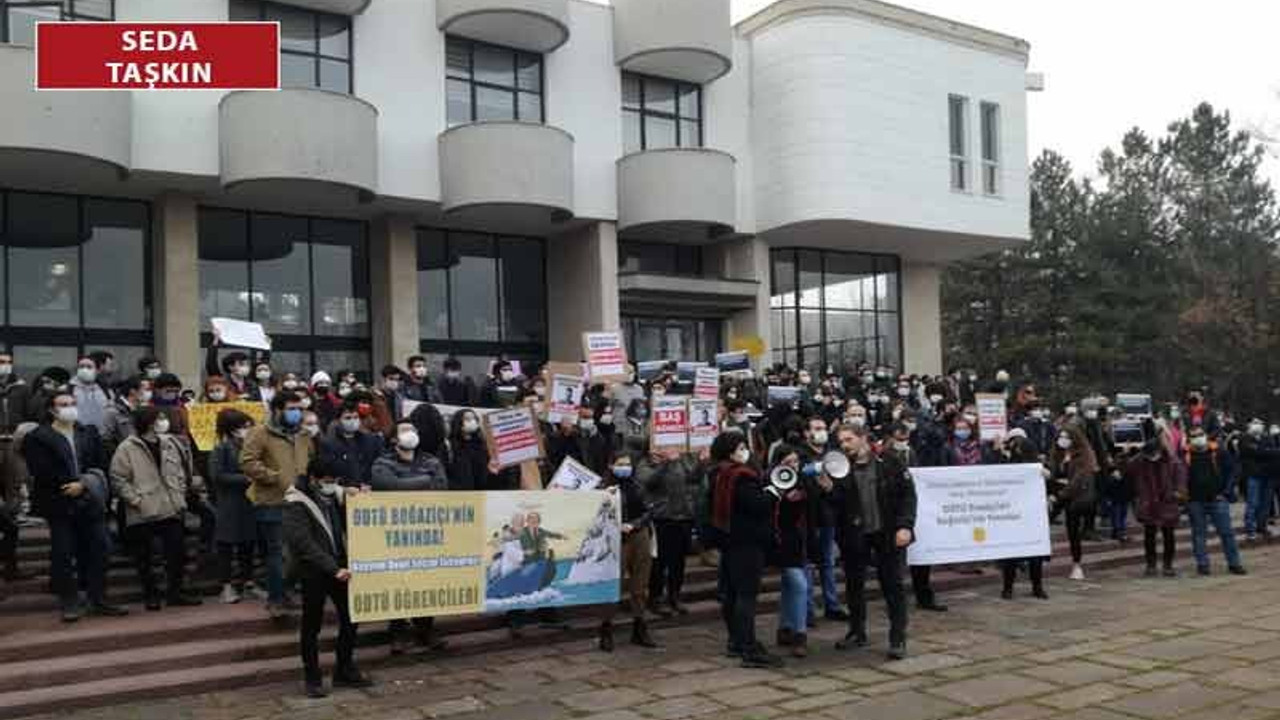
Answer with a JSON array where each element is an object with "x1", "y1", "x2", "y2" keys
[
  {"x1": 1238, "y1": 434, "x2": 1280, "y2": 481},
  {"x1": 0, "y1": 377, "x2": 34, "y2": 434},
  {"x1": 836, "y1": 454, "x2": 917, "y2": 537},
  {"x1": 448, "y1": 433, "x2": 493, "y2": 491},
  {"x1": 615, "y1": 474, "x2": 652, "y2": 527},
  {"x1": 1187, "y1": 449, "x2": 1229, "y2": 503},
  {"x1": 22, "y1": 423, "x2": 106, "y2": 518},
  {"x1": 729, "y1": 468, "x2": 777, "y2": 550},
  {"x1": 436, "y1": 377, "x2": 476, "y2": 406},
  {"x1": 282, "y1": 487, "x2": 346, "y2": 581},
  {"x1": 319, "y1": 429, "x2": 383, "y2": 486}
]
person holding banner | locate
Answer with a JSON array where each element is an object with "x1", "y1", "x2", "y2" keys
[
  {"x1": 447, "y1": 408, "x2": 495, "y2": 491},
  {"x1": 1050, "y1": 425, "x2": 1100, "y2": 582},
  {"x1": 283, "y1": 457, "x2": 373, "y2": 698},
  {"x1": 832, "y1": 424, "x2": 916, "y2": 660},
  {"x1": 996, "y1": 430, "x2": 1050, "y2": 600},
  {"x1": 597, "y1": 452, "x2": 659, "y2": 652}
]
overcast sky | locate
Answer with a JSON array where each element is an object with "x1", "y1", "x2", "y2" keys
[{"x1": 725, "y1": 0, "x2": 1280, "y2": 184}]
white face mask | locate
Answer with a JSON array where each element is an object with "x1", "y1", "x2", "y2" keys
[
  {"x1": 138, "y1": 390, "x2": 153, "y2": 404},
  {"x1": 849, "y1": 416, "x2": 867, "y2": 429},
  {"x1": 300, "y1": 397, "x2": 313, "y2": 410},
  {"x1": 0, "y1": 364, "x2": 11, "y2": 377},
  {"x1": 318, "y1": 481, "x2": 340, "y2": 496},
  {"x1": 76, "y1": 367, "x2": 97, "y2": 383},
  {"x1": 1084, "y1": 410, "x2": 1099, "y2": 421},
  {"x1": 1065, "y1": 406, "x2": 1078, "y2": 416},
  {"x1": 55, "y1": 406, "x2": 78, "y2": 424},
  {"x1": 208, "y1": 391, "x2": 227, "y2": 402},
  {"x1": 963, "y1": 413, "x2": 978, "y2": 425},
  {"x1": 340, "y1": 418, "x2": 361, "y2": 434},
  {"x1": 233, "y1": 427, "x2": 250, "y2": 441},
  {"x1": 599, "y1": 414, "x2": 614, "y2": 426},
  {"x1": 337, "y1": 385, "x2": 352, "y2": 398},
  {"x1": 445, "y1": 371, "x2": 461, "y2": 381},
  {"x1": 145, "y1": 367, "x2": 162, "y2": 380},
  {"x1": 255, "y1": 368, "x2": 272, "y2": 381},
  {"x1": 1249, "y1": 424, "x2": 1265, "y2": 437},
  {"x1": 929, "y1": 394, "x2": 943, "y2": 404},
  {"x1": 579, "y1": 419, "x2": 595, "y2": 434},
  {"x1": 462, "y1": 418, "x2": 480, "y2": 434},
  {"x1": 411, "y1": 366, "x2": 427, "y2": 379},
  {"x1": 893, "y1": 440, "x2": 910, "y2": 453},
  {"x1": 499, "y1": 371, "x2": 514, "y2": 383},
  {"x1": 231, "y1": 364, "x2": 250, "y2": 378},
  {"x1": 1190, "y1": 436, "x2": 1209, "y2": 450},
  {"x1": 732, "y1": 447, "x2": 751, "y2": 465},
  {"x1": 897, "y1": 387, "x2": 910, "y2": 397},
  {"x1": 810, "y1": 430, "x2": 828, "y2": 446},
  {"x1": 153, "y1": 418, "x2": 171, "y2": 435},
  {"x1": 1057, "y1": 436, "x2": 1072, "y2": 450},
  {"x1": 302, "y1": 423, "x2": 320, "y2": 438},
  {"x1": 398, "y1": 431, "x2": 420, "y2": 450},
  {"x1": 282, "y1": 380, "x2": 300, "y2": 391}
]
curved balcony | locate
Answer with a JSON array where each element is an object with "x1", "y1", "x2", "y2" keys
[
  {"x1": 0, "y1": 45, "x2": 130, "y2": 179},
  {"x1": 617, "y1": 148, "x2": 736, "y2": 243},
  {"x1": 439, "y1": 121, "x2": 574, "y2": 228},
  {"x1": 219, "y1": 89, "x2": 378, "y2": 200},
  {"x1": 437, "y1": 0, "x2": 569, "y2": 54},
  {"x1": 272, "y1": 0, "x2": 372, "y2": 14},
  {"x1": 613, "y1": 0, "x2": 732, "y2": 84}
]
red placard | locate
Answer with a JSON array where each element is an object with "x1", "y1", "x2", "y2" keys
[{"x1": 36, "y1": 22, "x2": 279, "y2": 90}]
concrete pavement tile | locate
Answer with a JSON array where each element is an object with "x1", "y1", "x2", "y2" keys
[
  {"x1": 881, "y1": 653, "x2": 970, "y2": 676},
  {"x1": 1176, "y1": 656, "x2": 1251, "y2": 673},
  {"x1": 1110, "y1": 682, "x2": 1244, "y2": 718},
  {"x1": 1224, "y1": 643, "x2": 1280, "y2": 662},
  {"x1": 1115, "y1": 670, "x2": 1196, "y2": 689},
  {"x1": 1033, "y1": 683, "x2": 1128, "y2": 711},
  {"x1": 423, "y1": 697, "x2": 486, "y2": 718},
  {"x1": 821, "y1": 690, "x2": 964, "y2": 720},
  {"x1": 560, "y1": 687, "x2": 652, "y2": 712},
  {"x1": 635, "y1": 695, "x2": 726, "y2": 720},
  {"x1": 1119, "y1": 637, "x2": 1236, "y2": 662},
  {"x1": 819, "y1": 667, "x2": 897, "y2": 685},
  {"x1": 1218, "y1": 666, "x2": 1279, "y2": 691},
  {"x1": 659, "y1": 660, "x2": 720, "y2": 674},
  {"x1": 926, "y1": 674, "x2": 1057, "y2": 707},
  {"x1": 775, "y1": 691, "x2": 862, "y2": 713},
  {"x1": 646, "y1": 668, "x2": 785, "y2": 698},
  {"x1": 1243, "y1": 690, "x2": 1280, "y2": 710},
  {"x1": 769, "y1": 676, "x2": 847, "y2": 695},
  {"x1": 577, "y1": 712, "x2": 647, "y2": 720},
  {"x1": 447, "y1": 701, "x2": 567, "y2": 720},
  {"x1": 707, "y1": 685, "x2": 793, "y2": 708},
  {"x1": 962, "y1": 703, "x2": 1055, "y2": 720},
  {"x1": 855, "y1": 677, "x2": 928, "y2": 696},
  {"x1": 483, "y1": 680, "x2": 596, "y2": 706},
  {"x1": 1018, "y1": 660, "x2": 1131, "y2": 687},
  {"x1": 1086, "y1": 654, "x2": 1165, "y2": 671},
  {"x1": 935, "y1": 658, "x2": 1031, "y2": 680}
]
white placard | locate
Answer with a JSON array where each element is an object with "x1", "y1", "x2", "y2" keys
[
  {"x1": 547, "y1": 373, "x2": 584, "y2": 424},
  {"x1": 975, "y1": 393, "x2": 1008, "y2": 441},
  {"x1": 548, "y1": 456, "x2": 602, "y2": 491},
  {"x1": 687, "y1": 397, "x2": 719, "y2": 449},
  {"x1": 906, "y1": 463, "x2": 1051, "y2": 566},
  {"x1": 211, "y1": 317, "x2": 271, "y2": 351},
  {"x1": 649, "y1": 395, "x2": 689, "y2": 451},
  {"x1": 694, "y1": 367, "x2": 720, "y2": 399}
]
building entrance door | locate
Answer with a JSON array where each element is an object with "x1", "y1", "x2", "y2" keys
[{"x1": 623, "y1": 316, "x2": 721, "y2": 363}]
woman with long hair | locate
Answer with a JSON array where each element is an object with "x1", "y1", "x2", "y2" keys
[{"x1": 1050, "y1": 423, "x2": 1100, "y2": 581}]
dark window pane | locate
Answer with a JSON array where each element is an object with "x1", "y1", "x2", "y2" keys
[
  {"x1": 499, "y1": 238, "x2": 544, "y2": 344},
  {"x1": 674, "y1": 246, "x2": 700, "y2": 275},
  {"x1": 823, "y1": 252, "x2": 874, "y2": 310},
  {"x1": 12, "y1": 346, "x2": 77, "y2": 383},
  {"x1": 770, "y1": 250, "x2": 796, "y2": 307},
  {"x1": 618, "y1": 242, "x2": 675, "y2": 274},
  {"x1": 198, "y1": 209, "x2": 250, "y2": 325},
  {"x1": 317, "y1": 13, "x2": 349, "y2": 59},
  {"x1": 622, "y1": 74, "x2": 641, "y2": 109},
  {"x1": 516, "y1": 92, "x2": 540, "y2": 122},
  {"x1": 476, "y1": 86, "x2": 514, "y2": 121},
  {"x1": 319, "y1": 58, "x2": 350, "y2": 93},
  {"x1": 417, "y1": 229, "x2": 449, "y2": 340},
  {"x1": 266, "y1": 350, "x2": 311, "y2": 378},
  {"x1": 69, "y1": 0, "x2": 112, "y2": 19},
  {"x1": 268, "y1": 3, "x2": 315, "y2": 54},
  {"x1": 311, "y1": 220, "x2": 368, "y2": 337},
  {"x1": 92, "y1": 346, "x2": 153, "y2": 380},
  {"x1": 446, "y1": 37, "x2": 470, "y2": 77},
  {"x1": 516, "y1": 54, "x2": 540, "y2": 91},
  {"x1": 646, "y1": 116, "x2": 676, "y2": 148},
  {"x1": 949, "y1": 95, "x2": 966, "y2": 157},
  {"x1": 679, "y1": 85, "x2": 700, "y2": 119},
  {"x1": 770, "y1": 309, "x2": 792, "y2": 351},
  {"x1": 7, "y1": 193, "x2": 79, "y2": 328},
  {"x1": 623, "y1": 111, "x2": 642, "y2": 154},
  {"x1": 447, "y1": 78, "x2": 472, "y2": 126},
  {"x1": 280, "y1": 53, "x2": 315, "y2": 89},
  {"x1": 83, "y1": 199, "x2": 146, "y2": 329},
  {"x1": 228, "y1": 0, "x2": 259, "y2": 21},
  {"x1": 879, "y1": 313, "x2": 901, "y2": 369},
  {"x1": 448, "y1": 233, "x2": 498, "y2": 342},
  {"x1": 315, "y1": 350, "x2": 370, "y2": 381},
  {"x1": 800, "y1": 308, "x2": 822, "y2": 345},
  {"x1": 645, "y1": 78, "x2": 676, "y2": 114},
  {"x1": 797, "y1": 250, "x2": 822, "y2": 307},
  {"x1": 250, "y1": 215, "x2": 310, "y2": 335},
  {"x1": 7, "y1": 4, "x2": 58, "y2": 44},
  {"x1": 473, "y1": 44, "x2": 514, "y2": 87},
  {"x1": 679, "y1": 119, "x2": 700, "y2": 147}
]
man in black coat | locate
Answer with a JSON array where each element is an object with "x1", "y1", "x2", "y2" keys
[
  {"x1": 832, "y1": 424, "x2": 917, "y2": 660},
  {"x1": 282, "y1": 458, "x2": 373, "y2": 698}
]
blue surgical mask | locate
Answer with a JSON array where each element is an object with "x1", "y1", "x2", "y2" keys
[
  {"x1": 955, "y1": 428, "x2": 972, "y2": 441},
  {"x1": 282, "y1": 408, "x2": 303, "y2": 427},
  {"x1": 613, "y1": 466, "x2": 633, "y2": 479}
]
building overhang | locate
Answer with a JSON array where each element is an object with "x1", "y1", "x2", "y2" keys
[
  {"x1": 271, "y1": 0, "x2": 372, "y2": 14},
  {"x1": 617, "y1": 148, "x2": 736, "y2": 244},
  {"x1": 438, "y1": 121, "x2": 575, "y2": 230},
  {"x1": 613, "y1": 0, "x2": 733, "y2": 84},
  {"x1": 618, "y1": 272, "x2": 760, "y2": 317},
  {"x1": 761, "y1": 218, "x2": 1027, "y2": 263},
  {"x1": 437, "y1": 0, "x2": 570, "y2": 54}
]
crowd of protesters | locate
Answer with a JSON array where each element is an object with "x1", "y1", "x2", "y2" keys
[{"x1": 0, "y1": 342, "x2": 1266, "y2": 694}]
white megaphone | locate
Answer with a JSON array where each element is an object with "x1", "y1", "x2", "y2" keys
[
  {"x1": 769, "y1": 465, "x2": 799, "y2": 492},
  {"x1": 821, "y1": 450, "x2": 851, "y2": 480}
]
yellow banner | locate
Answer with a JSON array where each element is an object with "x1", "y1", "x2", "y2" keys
[
  {"x1": 346, "y1": 490, "x2": 621, "y2": 623},
  {"x1": 187, "y1": 401, "x2": 267, "y2": 452}
]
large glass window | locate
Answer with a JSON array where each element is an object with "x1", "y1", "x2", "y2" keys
[
  {"x1": 2, "y1": 1, "x2": 111, "y2": 44},
  {"x1": 981, "y1": 101, "x2": 1001, "y2": 196},
  {"x1": 446, "y1": 36, "x2": 543, "y2": 127},
  {"x1": 198, "y1": 208, "x2": 370, "y2": 377},
  {"x1": 0, "y1": 189, "x2": 151, "y2": 375},
  {"x1": 948, "y1": 94, "x2": 969, "y2": 192},
  {"x1": 417, "y1": 229, "x2": 546, "y2": 363},
  {"x1": 230, "y1": 0, "x2": 352, "y2": 93},
  {"x1": 617, "y1": 241, "x2": 702, "y2": 276},
  {"x1": 770, "y1": 249, "x2": 900, "y2": 371},
  {"x1": 622, "y1": 73, "x2": 702, "y2": 154},
  {"x1": 623, "y1": 317, "x2": 721, "y2": 364}
]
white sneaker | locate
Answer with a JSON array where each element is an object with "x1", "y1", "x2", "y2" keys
[
  {"x1": 1069, "y1": 564, "x2": 1085, "y2": 581},
  {"x1": 220, "y1": 584, "x2": 242, "y2": 605},
  {"x1": 242, "y1": 582, "x2": 269, "y2": 601}
]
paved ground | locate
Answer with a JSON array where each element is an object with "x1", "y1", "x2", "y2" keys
[{"x1": 25, "y1": 544, "x2": 1280, "y2": 720}]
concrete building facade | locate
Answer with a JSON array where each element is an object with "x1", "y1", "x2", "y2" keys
[{"x1": 0, "y1": 0, "x2": 1030, "y2": 385}]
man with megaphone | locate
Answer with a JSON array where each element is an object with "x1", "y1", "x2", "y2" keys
[{"x1": 830, "y1": 423, "x2": 918, "y2": 660}]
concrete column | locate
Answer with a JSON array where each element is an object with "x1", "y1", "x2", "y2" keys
[
  {"x1": 546, "y1": 221, "x2": 619, "y2": 362},
  {"x1": 718, "y1": 235, "x2": 771, "y2": 368},
  {"x1": 152, "y1": 194, "x2": 201, "y2": 388},
  {"x1": 369, "y1": 215, "x2": 421, "y2": 371},
  {"x1": 901, "y1": 261, "x2": 943, "y2": 376}
]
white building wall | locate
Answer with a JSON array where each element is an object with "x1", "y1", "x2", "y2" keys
[
  {"x1": 704, "y1": 35, "x2": 756, "y2": 236},
  {"x1": 748, "y1": 11, "x2": 1029, "y2": 242}
]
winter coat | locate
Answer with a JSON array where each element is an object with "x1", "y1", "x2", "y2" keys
[
  {"x1": 836, "y1": 455, "x2": 917, "y2": 538},
  {"x1": 282, "y1": 486, "x2": 346, "y2": 581},
  {"x1": 22, "y1": 423, "x2": 106, "y2": 519},
  {"x1": 437, "y1": 377, "x2": 476, "y2": 406},
  {"x1": 637, "y1": 454, "x2": 701, "y2": 522},
  {"x1": 772, "y1": 486, "x2": 809, "y2": 567},
  {"x1": 210, "y1": 439, "x2": 257, "y2": 545},
  {"x1": 319, "y1": 428, "x2": 383, "y2": 486},
  {"x1": 100, "y1": 398, "x2": 138, "y2": 460},
  {"x1": 1186, "y1": 448, "x2": 1231, "y2": 504},
  {"x1": 1126, "y1": 453, "x2": 1185, "y2": 528},
  {"x1": 0, "y1": 377, "x2": 34, "y2": 434},
  {"x1": 1237, "y1": 434, "x2": 1280, "y2": 481},
  {"x1": 448, "y1": 433, "x2": 493, "y2": 491},
  {"x1": 109, "y1": 435, "x2": 196, "y2": 527},
  {"x1": 369, "y1": 450, "x2": 448, "y2": 492},
  {"x1": 70, "y1": 378, "x2": 111, "y2": 432},
  {"x1": 240, "y1": 421, "x2": 313, "y2": 507}
]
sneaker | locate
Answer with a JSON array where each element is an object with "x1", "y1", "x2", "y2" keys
[
  {"x1": 724, "y1": 643, "x2": 744, "y2": 658},
  {"x1": 824, "y1": 608, "x2": 850, "y2": 621},
  {"x1": 917, "y1": 601, "x2": 948, "y2": 613},
  {"x1": 332, "y1": 669, "x2": 374, "y2": 690},
  {"x1": 1229, "y1": 566, "x2": 1249, "y2": 576},
  {"x1": 887, "y1": 642, "x2": 908, "y2": 661},
  {"x1": 220, "y1": 584, "x2": 242, "y2": 605},
  {"x1": 1196, "y1": 566, "x2": 1211, "y2": 577},
  {"x1": 835, "y1": 631, "x2": 868, "y2": 651},
  {"x1": 1032, "y1": 587, "x2": 1049, "y2": 600},
  {"x1": 741, "y1": 648, "x2": 784, "y2": 669},
  {"x1": 1246, "y1": 533, "x2": 1257, "y2": 542},
  {"x1": 1161, "y1": 566, "x2": 1178, "y2": 578},
  {"x1": 1069, "y1": 564, "x2": 1085, "y2": 581},
  {"x1": 61, "y1": 605, "x2": 82, "y2": 623}
]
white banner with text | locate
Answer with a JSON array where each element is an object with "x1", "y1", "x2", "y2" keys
[{"x1": 907, "y1": 463, "x2": 1050, "y2": 566}]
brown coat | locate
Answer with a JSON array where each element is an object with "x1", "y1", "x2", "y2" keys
[
  {"x1": 240, "y1": 422, "x2": 313, "y2": 507},
  {"x1": 109, "y1": 435, "x2": 198, "y2": 527}
]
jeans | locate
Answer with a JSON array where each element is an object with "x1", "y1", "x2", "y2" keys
[
  {"x1": 843, "y1": 531, "x2": 907, "y2": 645},
  {"x1": 125, "y1": 517, "x2": 187, "y2": 600},
  {"x1": 48, "y1": 508, "x2": 108, "y2": 609},
  {"x1": 1245, "y1": 476, "x2": 1271, "y2": 535},
  {"x1": 778, "y1": 566, "x2": 809, "y2": 633},
  {"x1": 814, "y1": 526, "x2": 839, "y2": 611},
  {"x1": 300, "y1": 575, "x2": 355, "y2": 686},
  {"x1": 649, "y1": 519, "x2": 692, "y2": 606},
  {"x1": 1109, "y1": 501, "x2": 1129, "y2": 539},
  {"x1": 256, "y1": 506, "x2": 284, "y2": 603},
  {"x1": 1187, "y1": 500, "x2": 1242, "y2": 570}
]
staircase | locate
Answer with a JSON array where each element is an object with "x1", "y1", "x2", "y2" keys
[{"x1": 0, "y1": 515, "x2": 1264, "y2": 718}]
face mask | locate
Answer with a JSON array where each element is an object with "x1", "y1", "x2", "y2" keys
[
  {"x1": 138, "y1": 390, "x2": 153, "y2": 404},
  {"x1": 893, "y1": 441, "x2": 910, "y2": 453},
  {"x1": 1191, "y1": 436, "x2": 1209, "y2": 450},
  {"x1": 300, "y1": 397, "x2": 313, "y2": 410},
  {"x1": 861, "y1": 375, "x2": 874, "y2": 385},
  {"x1": 1249, "y1": 424, "x2": 1265, "y2": 437},
  {"x1": 445, "y1": 371, "x2": 461, "y2": 381},
  {"x1": 727, "y1": 392, "x2": 739, "y2": 400},
  {"x1": 233, "y1": 427, "x2": 250, "y2": 441},
  {"x1": 398, "y1": 431, "x2": 420, "y2": 450},
  {"x1": 281, "y1": 408, "x2": 303, "y2": 427},
  {"x1": 1084, "y1": 410, "x2": 1099, "y2": 420},
  {"x1": 599, "y1": 414, "x2": 614, "y2": 426},
  {"x1": 55, "y1": 406, "x2": 78, "y2": 424},
  {"x1": 929, "y1": 394, "x2": 943, "y2": 404},
  {"x1": 153, "y1": 418, "x2": 171, "y2": 435},
  {"x1": 231, "y1": 364, "x2": 249, "y2": 378},
  {"x1": 411, "y1": 366, "x2": 427, "y2": 379},
  {"x1": 1057, "y1": 436, "x2": 1072, "y2": 450},
  {"x1": 579, "y1": 419, "x2": 596, "y2": 434},
  {"x1": 282, "y1": 380, "x2": 300, "y2": 391},
  {"x1": 613, "y1": 465, "x2": 633, "y2": 479},
  {"x1": 905, "y1": 422, "x2": 917, "y2": 432},
  {"x1": 145, "y1": 367, "x2": 162, "y2": 380},
  {"x1": 955, "y1": 428, "x2": 972, "y2": 441},
  {"x1": 318, "y1": 481, "x2": 339, "y2": 496},
  {"x1": 897, "y1": 387, "x2": 910, "y2": 397},
  {"x1": 732, "y1": 447, "x2": 751, "y2": 465},
  {"x1": 383, "y1": 379, "x2": 401, "y2": 392},
  {"x1": 208, "y1": 391, "x2": 227, "y2": 402},
  {"x1": 314, "y1": 385, "x2": 331, "y2": 397},
  {"x1": 338, "y1": 385, "x2": 352, "y2": 398},
  {"x1": 810, "y1": 430, "x2": 828, "y2": 446},
  {"x1": 302, "y1": 423, "x2": 320, "y2": 438},
  {"x1": 255, "y1": 368, "x2": 271, "y2": 381},
  {"x1": 499, "y1": 371, "x2": 514, "y2": 383},
  {"x1": 77, "y1": 367, "x2": 97, "y2": 383},
  {"x1": 963, "y1": 413, "x2": 978, "y2": 425},
  {"x1": 849, "y1": 416, "x2": 866, "y2": 429},
  {"x1": 1066, "y1": 406, "x2": 1078, "y2": 416},
  {"x1": 1169, "y1": 410, "x2": 1181, "y2": 420},
  {"x1": 0, "y1": 364, "x2": 10, "y2": 377},
  {"x1": 798, "y1": 374, "x2": 811, "y2": 385},
  {"x1": 340, "y1": 418, "x2": 361, "y2": 434},
  {"x1": 462, "y1": 418, "x2": 480, "y2": 434},
  {"x1": 534, "y1": 385, "x2": 546, "y2": 398}
]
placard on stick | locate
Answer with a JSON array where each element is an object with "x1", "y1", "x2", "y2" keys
[
  {"x1": 582, "y1": 331, "x2": 628, "y2": 383},
  {"x1": 650, "y1": 396, "x2": 689, "y2": 452},
  {"x1": 975, "y1": 393, "x2": 1008, "y2": 441},
  {"x1": 484, "y1": 406, "x2": 545, "y2": 469},
  {"x1": 547, "y1": 373, "x2": 584, "y2": 424},
  {"x1": 688, "y1": 397, "x2": 719, "y2": 450},
  {"x1": 694, "y1": 367, "x2": 720, "y2": 399},
  {"x1": 548, "y1": 456, "x2": 602, "y2": 491}
]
